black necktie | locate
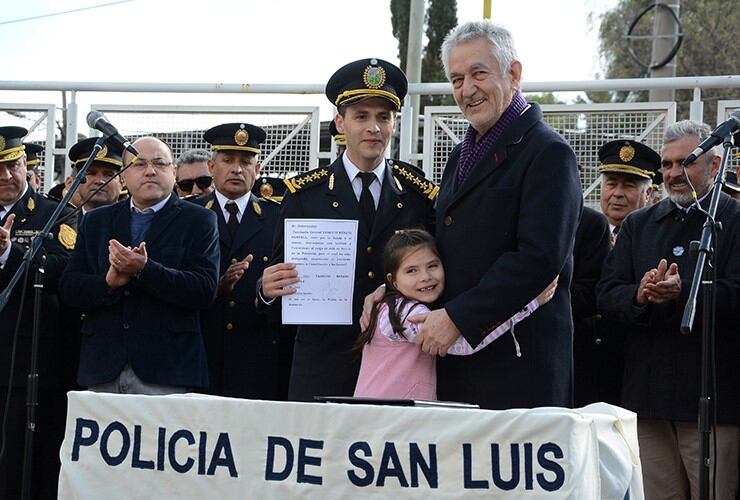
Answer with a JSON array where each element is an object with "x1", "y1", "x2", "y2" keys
[
  {"x1": 358, "y1": 172, "x2": 376, "y2": 229},
  {"x1": 225, "y1": 201, "x2": 239, "y2": 239}
]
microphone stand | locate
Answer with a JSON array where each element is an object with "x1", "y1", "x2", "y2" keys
[
  {"x1": 680, "y1": 134, "x2": 734, "y2": 500},
  {"x1": 0, "y1": 135, "x2": 107, "y2": 500}
]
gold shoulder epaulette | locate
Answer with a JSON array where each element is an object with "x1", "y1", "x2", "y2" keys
[
  {"x1": 284, "y1": 168, "x2": 330, "y2": 194},
  {"x1": 389, "y1": 160, "x2": 439, "y2": 201}
]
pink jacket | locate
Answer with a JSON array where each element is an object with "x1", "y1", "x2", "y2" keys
[{"x1": 354, "y1": 297, "x2": 539, "y2": 400}]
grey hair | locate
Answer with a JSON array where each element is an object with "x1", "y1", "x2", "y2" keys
[
  {"x1": 664, "y1": 120, "x2": 717, "y2": 157},
  {"x1": 441, "y1": 21, "x2": 518, "y2": 79},
  {"x1": 176, "y1": 148, "x2": 211, "y2": 167}
]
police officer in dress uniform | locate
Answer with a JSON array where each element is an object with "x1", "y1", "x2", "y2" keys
[
  {"x1": 258, "y1": 58, "x2": 437, "y2": 402},
  {"x1": 196, "y1": 123, "x2": 290, "y2": 399},
  {"x1": 0, "y1": 126, "x2": 77, "y2": 499},
  {"x1": 68, "y1": 137, "x2": 125, "y2": 216},
  {"x1": 577, "y1": 139, "x2": 660, "y2": 406}
]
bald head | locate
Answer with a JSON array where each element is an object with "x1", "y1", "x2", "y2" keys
[{"x1": 122, "y1": 137, "x2": 177, "y2": 209}]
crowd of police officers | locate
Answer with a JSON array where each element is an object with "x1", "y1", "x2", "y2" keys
[{"x1": 0, "y1": 53, "x2": 739, "y2": 499}]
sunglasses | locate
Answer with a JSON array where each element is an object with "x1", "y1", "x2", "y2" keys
[{"x1": 176, "y1": 175, "x2": 213, "y2": 193}]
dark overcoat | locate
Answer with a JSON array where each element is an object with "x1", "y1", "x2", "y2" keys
[
  {"x1": 271, "y1": 156, "x2": 436, "y2": 401},
  {"x1": 435, "y1": 103, "x2": 583, "y2": 410},
  {"x1": 59, "y1": 194, "x2": 219, "y2": 389},
  {"x1": 596, "y1": 193, "x2": 739, "y2": 423}
]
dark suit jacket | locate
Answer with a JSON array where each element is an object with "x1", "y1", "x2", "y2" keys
[
  {"x1": 435, "y1": 103, "x2": 582, "y2": 410},
  {"x1": 59, "y1": 194, "x2": 219, "y2": 388},
  {"x1": 195, "y1": 192, "x2": 291, "y2": 399},
  {"x1": 597, "y1": 193, "x2": 740, "y2": 423},
  {"x1": 270, "y1": 156, "x2": 435, "y2": 401}
]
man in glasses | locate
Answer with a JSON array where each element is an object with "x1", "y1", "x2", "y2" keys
[
  {"x1": 175, "y1": 149, "x2": 213, "y2": 198},
  {"x1": 67, "y1": 137, "x2": 124, "y2": 215},
  {"x1": 196, "y1": 123, "x2": 289, "y2": 400},
  {"x1": 60, "y1": 136, "x2": 219, "y2": 397}
]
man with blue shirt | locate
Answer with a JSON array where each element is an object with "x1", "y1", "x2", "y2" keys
[{"x1": 60, "y1": 136, "x2": 220, "y2": 395}]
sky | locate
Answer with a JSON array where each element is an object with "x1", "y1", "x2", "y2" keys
[{"x1": 0, "y1": 0, "x2": 619, "y2": 133}]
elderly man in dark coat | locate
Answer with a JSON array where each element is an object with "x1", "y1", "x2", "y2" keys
[{"x1": 411, "y1": 21, "x2": 582, "y2": 410}]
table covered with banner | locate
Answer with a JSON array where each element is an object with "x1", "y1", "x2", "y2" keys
[{"x1": 58, "y1": 392, "x2": 643, "y2": 499}]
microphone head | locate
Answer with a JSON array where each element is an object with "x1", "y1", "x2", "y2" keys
[{"x1": 86, "y1": 110, "x2": 105, "y2": 128}]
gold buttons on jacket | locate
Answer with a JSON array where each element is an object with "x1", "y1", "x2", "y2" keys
[
  {"x1": 366, "y1": 246, "x2": 373, "y2": 254},
  {"x1": 396, "y1": 202, "x2": 403, "y2": 209},
  {"x1": 228, "y1": 301, "x2": 236, "y2": 308},
  {"x1": 444, "y1": 215, "x2": 454, "y2": 226},
  {"x1": 226, "y1": 323, "x2": 234, "y2": 331},
  {"x1": 368, "y1": 271, "x2": 375, "y2": 279},
  {"x1": 230, "y1": 258, "x2": 238, "y2": 264},
  {"x1": 332, "y1": 201, "x2": 339, "y2": 208},
  {"x1": 262, "y1": 256, "x2": 269, "y2": 262}
]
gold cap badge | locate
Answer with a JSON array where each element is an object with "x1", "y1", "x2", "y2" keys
[
  {"x1": 234, "y1": 128, "x2": 249, "y2": 146},
  {"x1": 95, "y1": 145, "x2": 108, "y2": 160},
  {"x1": 259, "y1": 182, "x2": 273, "y2": 198},
  {"x1": 619, "y1": 144, "x2": 636, "y2": 162}
]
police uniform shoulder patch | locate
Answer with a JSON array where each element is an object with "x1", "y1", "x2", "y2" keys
[
  {"x1": 58, "y1": 223, "x2": 76, "y2": 250},
  {"x1": 283, "y1": 168, "x2": 330, "y2": 194},
  {"x1": 390, "y1": 160, "x2": 439, "y2": 201}
]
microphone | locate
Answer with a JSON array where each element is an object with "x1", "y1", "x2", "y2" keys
[
  {"x1": 682, "y1": 109, "x2": 740, "y2": 166},
  {"x1": 86, "y1": 111, "x2": 139, "y2": 157}
]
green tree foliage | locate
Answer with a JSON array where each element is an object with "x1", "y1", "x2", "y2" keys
[
  {"x1": 391, "y1": 0, "x2": 458, "y2": 108},
  {"x1": 421, "y1": 0, "x2": 457, "y2": 107},
  {"x1": 592, "y1": 0, "x2": 740, "y2": 121}
]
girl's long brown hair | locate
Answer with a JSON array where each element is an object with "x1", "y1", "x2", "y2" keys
[{"x1": 354, "y1": 229, "x2": 439, "y2": 351}]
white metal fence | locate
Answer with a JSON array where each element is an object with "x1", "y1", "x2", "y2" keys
[
  {"x1": 89, "y1": 105, "x2": 320, "y2": 179},
  {"x1": 422, "y1": 102, "x2": 677, "y2": 208}
]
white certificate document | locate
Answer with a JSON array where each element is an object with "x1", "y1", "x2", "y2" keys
[{"x1": 282, "y1": 218, "x2": 358, "y2": 325}]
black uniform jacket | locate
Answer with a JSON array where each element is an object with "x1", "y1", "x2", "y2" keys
[
  {"x1": 0, "y1": 188, "x2": 76, "y2": 500},
  {"x1": 271, "y1": 156, "x2": 436, "y2": 401},
  {"x1": 435, "y1": 103, "x2": 583, "y2": 410},
  {"x1": 0, "y1": 187, "x2": 76, "y2": 387},
  {"x1": 59, "y1": 194, "x2": 219, "y2": 389},
  {"x1": 597, "y1": 193, "x2": 739, "y2": 423},
  {"x1": 195, "y1": 192, "x2": 289, "y2": 399}
]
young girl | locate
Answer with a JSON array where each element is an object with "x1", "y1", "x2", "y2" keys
[{"x1": 353, "y1": 229, "x2": 557, "y2": 400}]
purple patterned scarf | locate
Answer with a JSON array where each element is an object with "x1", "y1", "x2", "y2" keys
[{"x1": 456, "y1": 91, "x2": 528, "y2": 188}]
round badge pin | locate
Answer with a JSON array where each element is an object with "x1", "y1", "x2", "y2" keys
[{"x1": 672, "y1": 246, "x2": 684, "y2": 257}]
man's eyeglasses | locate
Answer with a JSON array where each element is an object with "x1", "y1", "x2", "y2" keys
[
  {"x1": 176, "y1": 175, "x2": 213, "y2": 193},
  {"x1": 131, "y1": 158, "x2": 173, "y2": 170}
]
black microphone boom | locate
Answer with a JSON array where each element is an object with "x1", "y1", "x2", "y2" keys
[
  {"x1": 85, "y1": 111, "x2": 139, "y2": 156},
  {"x1": 682, "y1": 109, "x2": 740, "y2": 166}
]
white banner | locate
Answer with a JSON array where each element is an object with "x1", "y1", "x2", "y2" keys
[{"x1": 58, "y1": 392, "x2": 643, "y2": 499}]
